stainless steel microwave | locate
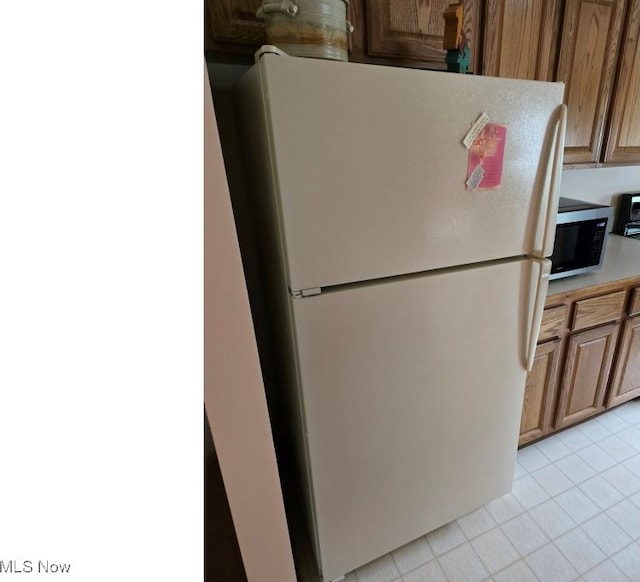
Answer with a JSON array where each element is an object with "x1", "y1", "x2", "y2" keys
[{"x1": 549, "y1": 197, "x2": 614, "y2": 280}]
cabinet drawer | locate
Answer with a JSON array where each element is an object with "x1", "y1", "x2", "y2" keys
[
  {"x1": 571, "y1": 291, "x2": 626, "y2": 332},
  {"x1": 630, "y1": 288, "x2": 640, "y2": 316},
  {"x1": 539, "y1": 306, "x2": 567, "y2": 342}
]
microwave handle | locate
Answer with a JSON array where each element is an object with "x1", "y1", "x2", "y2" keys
[
  {"x1": 526, "y1": 257, "x2": 551, "y2": 371},
  {"x1": 535, "y1": 104, "x2": 567, "y2": 258}
]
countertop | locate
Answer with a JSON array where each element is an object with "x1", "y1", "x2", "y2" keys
[{"x1": 548, "y1": 234, "x2": 640, "y2": 296}]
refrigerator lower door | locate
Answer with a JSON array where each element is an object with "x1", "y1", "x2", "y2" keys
[{"x1": 291, "y1": 258, "x2": 536, "y2": 581}]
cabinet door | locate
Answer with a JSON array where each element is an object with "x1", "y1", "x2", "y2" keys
[
  {"x1": 482, "y1": 0, "x2": 563, "y2": 80},
  {"x1": 556, "y1": 0, "x2": 627, "y2": 165},
  {"x1": 607, "y1": 316, "x2": 640, "y2": 406},
  {"x1": 520, "y1": 339, "x2": 562, "y2": 446},
  {"x1": 206, "y1": 0, "x2": 265, "y2": 48},
  {"x1": 603, "y1": 0, "x2": 640, "y2": 164},
  {"x1": 366, "y1": 0, "x2": 480, "y2": 71},
  {"x1": 556, "y1": 322, "x2": 620, "y2": 428}
]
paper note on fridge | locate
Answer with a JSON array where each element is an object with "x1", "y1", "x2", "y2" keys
[{"x1": 466, "y1": 123, "x2": 507, "y2": 190}]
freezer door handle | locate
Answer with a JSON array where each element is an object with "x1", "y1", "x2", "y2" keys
[
  {"x1": 526, "y1": 257, "x2": 552, "y2": 371},
  {"x1": 533, "y1": 104, "x2": 567, "y2": 258}
]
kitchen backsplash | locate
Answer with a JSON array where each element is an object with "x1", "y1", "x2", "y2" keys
[{"x1": 561, "y1": 166, "x2": 640, "y2": 212}]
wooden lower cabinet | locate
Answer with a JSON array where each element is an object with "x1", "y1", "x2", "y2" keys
[
  {"x1": 555, "y1": 322, "x2": 620, "y2": 429},
  {"x1": 520, "y1": 280, "x2": 640, "y2": 445},
  {"x1": 607, "y1": 315, "x2": 640, "y2": 407},
  {"x1": 519, "y1": 339, "x2": 562, "y2": 446}
]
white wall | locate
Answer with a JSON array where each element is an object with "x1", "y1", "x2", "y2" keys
[
  {"x1": 204, "y1": 64, "x2": 297, "y2": 582},
  {"x1": 561, "y1": 166, "x2": 640, "y2": 212}
]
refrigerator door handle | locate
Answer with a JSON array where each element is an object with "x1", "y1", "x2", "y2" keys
[
  {"x1": 534, "y1": 104, "x2": 568, "y2": 258},
  {"x1": 526, "y1": 257, "x2": 552, "y2": 371}
]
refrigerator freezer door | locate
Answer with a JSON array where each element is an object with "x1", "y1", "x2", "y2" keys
[
  {"x1": 248, "y1": 55, "x2": 565, "y2": 291},
  {"x1": 291, "y1": 258, "x2": 536, "y2": 581}
]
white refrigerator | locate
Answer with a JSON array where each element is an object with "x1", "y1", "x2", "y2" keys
[{"x1": 234, "y1": 52, "x2": 566, "y2": 582}]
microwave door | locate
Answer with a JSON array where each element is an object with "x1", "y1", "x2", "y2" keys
[
  {"x1": 550, "y1": 222, "x2": 581, "y2": 276},
  {"x1": 549, "y1": 211, "x2": 612, "y2": 280}
]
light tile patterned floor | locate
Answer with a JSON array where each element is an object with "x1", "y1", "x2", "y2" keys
[{"x1": 295, "y1": 398, "x2": 640, "y2": 582}]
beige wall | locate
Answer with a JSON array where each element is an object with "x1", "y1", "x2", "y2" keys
[
  {"x1": 204, "y1": 64, "x2": 296, "y2": 582},
  {"x1": 561, "y1": 165, "x2": 640, "y2": 210}
]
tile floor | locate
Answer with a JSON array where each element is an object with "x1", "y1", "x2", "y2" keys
[{"x1": 293, "y1": 398, "x2": 640, "y2": 582}]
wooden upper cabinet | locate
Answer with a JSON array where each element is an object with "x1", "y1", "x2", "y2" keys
[
  {"x1": 556, "y1": 0, "x2": 627, "y2": 165},
  {"x1": 603, "y1": 0, "x2": 640, "y2": 164},
  {"x1": 482, "y1": 0, "x2": 563, "y2": 80},
  {"x1": 206, "y1": 0, "x2": 265, "y2": 52},
  {"x1": 365, "y1": 0, "x2": 481, "y2": 71}
]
